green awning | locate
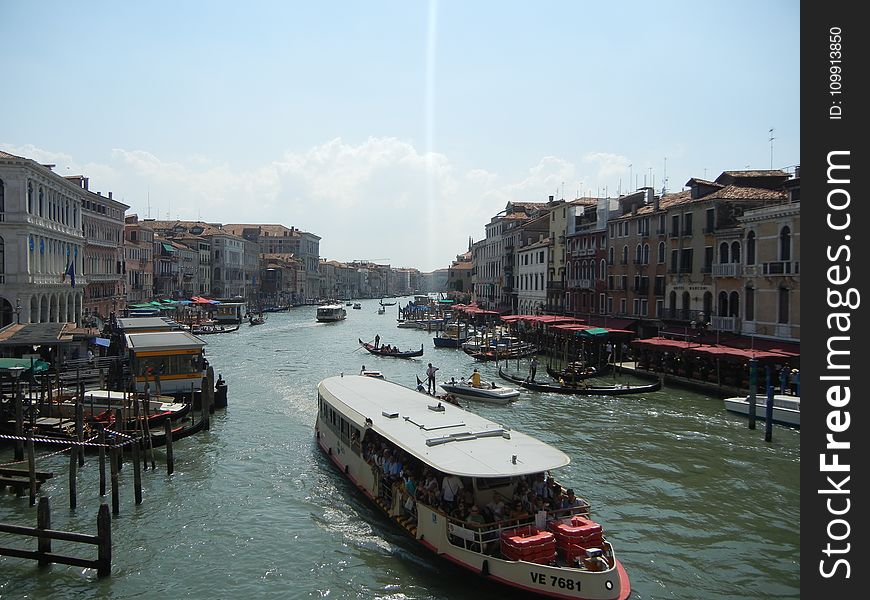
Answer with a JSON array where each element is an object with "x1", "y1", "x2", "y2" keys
[
  {"x1": 0, "y1": 358, "x2": 51, "y2": 375},
  {"x1": 162, "y1": 242, "x2": 175, "y2": 252},
  {"x1": 579, "y1": 327, "x2": 610, "y2": 337}
]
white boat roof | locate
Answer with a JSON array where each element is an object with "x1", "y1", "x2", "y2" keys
[
  {"x1": 318, "y1": 375, "x2": 569, "y2": 478},
  {"x1": 125, "y1": 331, "x2": 207, "y2": 352},
  {"x1": 116, "y1": 317, "x2": 175, "y2": 331},
  {"x1": 318, "y1": 304, "x2": 344, "y2": 309}
]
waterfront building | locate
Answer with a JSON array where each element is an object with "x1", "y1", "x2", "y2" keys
[
  {"x1": 68, "y1": 177, "x2": 128, "y2": 322},
  {"x1": 473, "y1": 201, "x2": 554, "y2": 312},
  {"x1": 224, "y1": 224, "x2": 321, "y2": 303},
  {"x1": 261, "y1": 253, "x2": 305, "y2": 305},
  {"x1": 124, "y1": 215, "x2": 154, "y2": 306},
  {"x1": 565, "y1": 197, "x2": 613, "y2": 317},
  {"x1": 0, "y1": 151, "x2": 87, "y2": 326},
  {"x1": 447, "y1": 248, "x2": 473, "y2": 293},
  {"x1": 731, "y1": 170, "x2": 800, "y2": 342},
  {"x1": 515, "y1": 235, "x2": 550, "y2": 315},
  {"x1": 546, "y1": 197, "x2": 598, "y2": 314}
]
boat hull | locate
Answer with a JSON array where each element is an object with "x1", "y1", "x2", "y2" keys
[
  {"x1": 439, "y1": 382, "x2": 519, "y2": 404},
  {"x1": 499, "y1": 368, "x2": 661, "y2": 396},
  {"x1": 723, "y1": 395, "x2": 800, "y2": 427},
  {"x1": 314, "y1": 425, "x2": 630, "y2": 600}
]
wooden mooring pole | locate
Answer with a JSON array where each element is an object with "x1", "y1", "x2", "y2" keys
[{"x1": 165, "y1": 420, "x2": 174, "y2": 475}]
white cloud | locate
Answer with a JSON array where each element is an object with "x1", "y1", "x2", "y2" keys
[{"x1": 3, "y1": 139, "x2": 609, "y2": 271}]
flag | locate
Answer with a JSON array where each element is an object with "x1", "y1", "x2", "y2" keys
[{"x1": 63, "y1": 260, "x2": 76, "y2": 288}]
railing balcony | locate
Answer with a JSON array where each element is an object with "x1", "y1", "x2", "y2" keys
[
  {"x1": 547, "y1": 281, "x2": 564, "y2": 291},
  {"x1": 712, "y1": 263, "x2": 743, "y2": 277},
  {"x1": 762, "y1": 261, "x2": 800, "y2": 276},
  {"x1": 712, "y1": 315, "x2": 740, "y2": 333}
]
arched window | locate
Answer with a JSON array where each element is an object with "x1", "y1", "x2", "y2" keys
[
  {"x1": 730, "y1": 241, "x2": 741, "y2": 263},
  {"x1": 728, "y1": 291, "x2": 740, "y2": 318},
  {"x1": 0, "y1": 235, "x2": 5, "y2": 277},
  {"x1": 780, "y1": 226, "x2": 791, "y2": 261},
  {"x1": 635, "y1": 244, "x2": 642, "y2": 264},
  {"x1": 600, "y1": 259, "x2": 606, "y2": 281},
  {"x1": 718, "y1": 291, "x2": 728, "y2": 316},
  {"x1": 745, "y1": 285, "x2": 755, "y2": 321},
  {"x1": 681, "y1": 291, "x2": 690, "y2": 313},
  {"x1": 38, "y1": 187, "x2": 44, "y2": 217},
  {"x1": 608, "y1": 247, "x2": 614, "y2": 265},
  {"x1": 0, "y1": 178, "x2": 5, "y2": 215},
  {"x1": 703, "y1": 291, "x2": 713, "y2": 317},
  {"x1": 778, "y1": 287, "x2": 790, "y2": 323},
  {"x1": 621, "y1": 245, "x2": 628, "y2": 264},
  {"x1": 643, "y1": 244, "x2": 650, "y2": 265},
  {"x1": 28, "y1": 182, "x2": 33, "y2": 213},
  {"x1": 669, "y1": 290, "x2": 677, "y2": 316},
  {"x1": 719, "y1": 242, "x2": 729, "y2": 264},
  {"x1": 746, "y1": 231, "x2": 756, "y2": 264},
  {"x1": 658, "y1": 241, "x2": 665, "y2": 263}
]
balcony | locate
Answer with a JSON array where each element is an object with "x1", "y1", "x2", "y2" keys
[
  {"x1": 568, "y1": 278, "x2": 594, "y2": 290},
  {"x1": 712, "y1": 263, "x2": 743, "y2": 277},
  {"x1": 711, "y1": 315, "x2": 740, "y2": 333},
  {"x1": 762, "y1": 261, "x2": 800, "y2": 276},
  {"x1": 547, "y1": 281, "x2": 564, "y2": 291},
  {"x1": 572, "y1": 248, "x2": 597, "y2": 258}
]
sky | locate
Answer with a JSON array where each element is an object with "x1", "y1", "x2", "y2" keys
[{"x1": 1, "y1": 1, "x2": 800, "y2": 272}]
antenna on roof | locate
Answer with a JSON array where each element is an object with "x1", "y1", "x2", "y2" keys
[
  {"x1": 662, "y1": 156, "x2": 668, "y2": 195},
  {"x1": 769, "y1": 127, "x2": 775, "y2": 169}
]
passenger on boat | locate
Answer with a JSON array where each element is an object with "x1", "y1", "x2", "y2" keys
[
  {"x1": 470, "y1": 368, "x2": 481, "y2": 388},
  {"x1": 562, "y1": 489, "x2": 583, "y2": 509},
  {"x1": 441, "y1": 473, "x2": 464, "y2": 511},
  {"x1": 486, "y1": 493, "x2": 506, "y2": 522},
  {"x1": 360, "y1": 365, "x2": 366, "y2": 374},
  {"x1": 508, "y1": 500, "x2": 530, "y2": 525}
]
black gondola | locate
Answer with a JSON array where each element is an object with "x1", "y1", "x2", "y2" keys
[
  {"x1": 359, "y1": 339, "x2": 424, "y2": 359},
  {"x1": 498, "y1": 367, "x2": 662, "y2": 395},
  {"x1": 545, "y1": 363, "x2": 611, "y2": 384}
]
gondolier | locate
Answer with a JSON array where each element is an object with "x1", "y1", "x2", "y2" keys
[{"x1": 426, "y1": 363, "x2": 439, "y2": 394}]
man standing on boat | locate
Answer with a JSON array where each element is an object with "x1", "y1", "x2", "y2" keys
[
  {"x1": 374, "y1": 334, "x2": 380, "y2": 349},
  {"x1": 426, "y1": 362, "x2": 439, "y2": 395},
  {"x1": 529, "y1": 356, "x2": 539, "y2": 382}
]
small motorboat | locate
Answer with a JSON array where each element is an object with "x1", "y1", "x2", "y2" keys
[
  {"x1": 353, "y1": 303, "x2": 362, "y2": 310},
  {"x1": 439, "y1": 378, "x2": 520, "y2": 404}
]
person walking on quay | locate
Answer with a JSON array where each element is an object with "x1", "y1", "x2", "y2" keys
[
  {"x1": 426, "y1": 362, "x2": 439, "y2": 395},
  {"x1": 528, "y1": 356, "x2": 539, "y2": 382}
]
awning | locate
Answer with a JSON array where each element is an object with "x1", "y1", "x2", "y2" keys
[
  {"x1": 162, "y1": 242, "x2": 175, "y2": 252},
  {"x1": 93, "y1": 337, "x2": 111, "y2": 347}
]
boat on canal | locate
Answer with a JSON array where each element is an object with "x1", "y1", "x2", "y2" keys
[
  {"x1": 723, "y1": 393, "x2": 800, "y2": 427},
  {"x1": 358, "y1": 339, "x2": 424, "y2": 359},
  {"x1": 438, "y1": 378, "x2": 520, "y2": 404},
  {"x1": 499, "y1": 368, "x2": 661, "y2": 396},
  {"x1": 316, "y1": 303, "x2": 347, "y2": 322},
  {"x1": 315, "y1": 375, "x2": 631, "y2": 600}
]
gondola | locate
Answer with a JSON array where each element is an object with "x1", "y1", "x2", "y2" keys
[
  {"x1": 359, "y1": 339, "x2": 424, "y2": 359},
  {"x1": 499, "y1": 366, "x2": 662, "y2": 395},
  {"x1": 463, "y1": 344, "x2": 538, "y2": 361},
  {"x1": 379, "y1": 299, "x2": 397, "y2": 306},
  {"x1": 545, "y1": 363, "x2": 611, "y2": 384}
]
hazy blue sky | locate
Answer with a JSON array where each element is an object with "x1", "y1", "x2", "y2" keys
[{"x1": 2, "y1": 1, "x2": 799, "y2": 272}]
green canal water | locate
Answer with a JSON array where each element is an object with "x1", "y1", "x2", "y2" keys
[{"x1": 0, "y1": 298, "x2": 800, "y2": 599}]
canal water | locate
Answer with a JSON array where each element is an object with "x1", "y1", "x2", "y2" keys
[{"x1": 1, "y1": 298, "x2": 800, "y2": 599}]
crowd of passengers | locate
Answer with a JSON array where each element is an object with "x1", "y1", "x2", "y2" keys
[{"x1": 361, "y1": 433, "x2": 588, "y2": 529}]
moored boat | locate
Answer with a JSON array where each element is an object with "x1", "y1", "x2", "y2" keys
[
  {"x1": 499, "y1": 367, "x2": 661, "y2": 396},
  {"x1": 723, "y1": 394, "x2": 800, "y2": 427},
  {"x1": 438, "y1": 378, "x2": 520, "y2": 404},
  {"x1": 315, "y1": 375, "x2": 631, "y2": 600},
  {"x1": 546, "y1": 364, "x2": 609, "y2": 384}
]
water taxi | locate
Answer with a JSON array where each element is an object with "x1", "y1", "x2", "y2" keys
[
  {"x1": 315, "y1": 375, "x2": 631, "y2": 599},
  {"x1": 438, "y1": 378, "x2": 520, "y2": 405},
  {"x1": 316, "y1": 303, "x2": 347, "y2": 322},
  {"x1": 723, "y1": 393, "x2": 800, "y2": 427}
]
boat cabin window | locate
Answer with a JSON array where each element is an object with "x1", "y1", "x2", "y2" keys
[{"x1": 135, "y1": 352, "x2": 203, "y2": 377}]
